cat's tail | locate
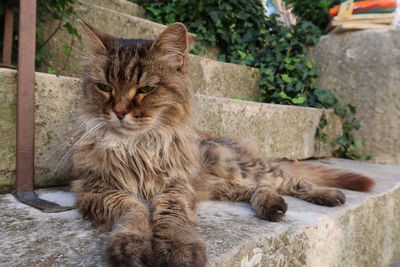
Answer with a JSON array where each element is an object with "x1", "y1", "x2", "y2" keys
[{"x1": 279, "y1": 161, "x2": 374, "y2": 192}]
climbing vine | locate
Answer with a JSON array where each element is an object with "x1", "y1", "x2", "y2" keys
[{"x1": 133, "y1": 0, "x2": 370, "y2": 160}]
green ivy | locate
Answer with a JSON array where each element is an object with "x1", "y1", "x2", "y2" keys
[
  {"x1": 333, "y1": 105, "x2": 372, "y2": 160},
  {"x1": 133, "y1": 0, "x2": 370, "y2": 160}
]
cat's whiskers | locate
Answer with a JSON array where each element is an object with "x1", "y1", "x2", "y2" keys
[
  {"x1": 53, "y1": 119, "x2": 108, "y2": 174},
  {"x1": 45, "y1": 133, "x2": 78, "y2": 163},
  {"x1": 45, "y1": 115, "x2": 102, "y2": 168}
]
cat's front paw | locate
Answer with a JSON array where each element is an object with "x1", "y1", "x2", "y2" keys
[
  {"x1": 152, "y1": 225, "x2": 207, "y2": 267},
  {"x1": 106, "y1": 230, "x2": 152, "y2": 267},
  {"x1": 251, "y1": 194, "x2": 288, "y2": 222}
]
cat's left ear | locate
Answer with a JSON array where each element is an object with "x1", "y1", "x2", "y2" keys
[{"x1": 151, "y1": 22, "x2": 188, "y2": 69}]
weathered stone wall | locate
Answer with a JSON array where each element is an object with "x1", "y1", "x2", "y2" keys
[
  {"x1": 311, "y1": 30, "x2": 400, "y2": 164},
  {"x1": 0, "y1": 69, "x2": 16, "y2": 187},
  {"x1": 0, "y1": 69, "x2": 82, "y2": 188}
]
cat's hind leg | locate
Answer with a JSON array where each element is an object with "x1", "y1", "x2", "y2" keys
[
  {"x1": 199, "y1": 137, "x2": 289, "y2": 222},
  {"x1": 279, "y1": 178, "x2": 346, "y2": 207},
  {"x1": 269, "y1": 165, "x2": 347, "y2": 207},
  {"x1": 249, "y1": 165, "x2": 345, "y2": 223},
  {"x1": 73, "y1": 188, "x2": 152, "y2": 267},
  {"x1": 272, "y1": 161, "x2": 374, "y2": 206}
]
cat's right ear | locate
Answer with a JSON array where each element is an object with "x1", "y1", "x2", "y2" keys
[
  {"x1": 79, "y1": 19, "x2": 111, "y2": 54},
  {"x1": 150, "y1": 22, "x2": 188, "y2": 69}
]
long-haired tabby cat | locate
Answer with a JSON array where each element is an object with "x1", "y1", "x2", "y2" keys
[{"x1": 71, "y1": 21, "x2": 374, "y2": 267}]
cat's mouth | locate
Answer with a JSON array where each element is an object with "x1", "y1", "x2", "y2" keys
[
  {"x1": 119, "y1": 122, "x2": 135, "y2": 130},
  {"x1": 111, "y1": 116, "x2": 153, "y2": 134},
  {"x1": 107, "y1": 111, "x2": 163, "y2": 135},
  {"x1": 116, "y1": 120, "x2": 144, "y2": 131}
]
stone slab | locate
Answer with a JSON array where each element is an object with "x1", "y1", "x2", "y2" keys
[
  {"x1": 0, "y1": 68, "x2": 16, "y2": 187},
  {"x1": 0, "y1": 69, "x2": 341, "y2": 188},
  {"x1": 1, "y1": 159, "x2": 399, "y2": 266},
  {"x1": 311, "y1": 30, "x2": 400, "y2": 165},
  {"x1": 40, "y1": 2, "x2": 258, "y2": 100},
  {"x1": 0, "y1": 69, "x2": 82, "y2": 189},
  {"x1": 194, "y1": 94, "x2": 342, "y2": 160},
  {"x1": 79, "y1": 0, "x2": 145, "y2": 18}
]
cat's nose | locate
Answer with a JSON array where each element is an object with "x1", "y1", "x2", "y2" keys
[{"x1": 114, "y1": 110, "x2": 128, "y2": 120}]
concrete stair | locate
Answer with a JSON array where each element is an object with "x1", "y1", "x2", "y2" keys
[
  {"x1": 0, "y1": 68, "x2": 341, "y2": 188},
  {"x1": 1, "y1": 159, "x2": 399, "y2": 266},
  {"x1": 79, "y1": 0, "x2": 146, "y2": 18}
]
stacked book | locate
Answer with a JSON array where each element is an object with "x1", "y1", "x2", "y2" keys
[{"x1": 327, "y1": 0, "x2": 397, "y2": 33}]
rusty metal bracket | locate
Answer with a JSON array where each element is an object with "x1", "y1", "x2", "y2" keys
[
  {"x1": 15, "y1": 0, "x2": 74, "y2": 213},
  {"x1": 17, "y1": 192, "x2": 74, "y2": 213}
]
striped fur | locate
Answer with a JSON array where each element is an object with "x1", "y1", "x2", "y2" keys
[{"x1": 72, "y1": 22, "x2": 374, "y2": 267}]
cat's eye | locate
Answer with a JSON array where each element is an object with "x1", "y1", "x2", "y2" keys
[
  {"x1": 96, "y1": 83, "x2": 112, "y2": 93},
  {"x1": 137, "y1": 86, "x2": 156, "y2": 94}
]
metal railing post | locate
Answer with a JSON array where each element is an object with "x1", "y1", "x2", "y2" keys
[
  {"x1": 15, "y1": 0, "x2": 73, "y2": 212},
  {"x1": 16, "y1": 0, "x2": 36, "y2": 196}
]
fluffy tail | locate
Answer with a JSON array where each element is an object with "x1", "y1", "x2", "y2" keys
[{"x1": 279, "y1": 162, "x2": 374, "y2": 192}]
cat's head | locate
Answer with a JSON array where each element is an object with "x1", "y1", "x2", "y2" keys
[{"x1": 79, "y1": 21, "x2": 192, "y2": 137}]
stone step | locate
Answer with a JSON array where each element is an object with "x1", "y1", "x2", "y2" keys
[
  {"x1": 79, "y1": 0, "x2": 145, "y2": 18},
  {"x1": 1, "y1": 159, "x2": 399, "y2": 266},
  {"x1": 0, "y1": 68, "x2": 341, "y2": 188},
  {"x1": 40, "y1": 2, "x2": 260, "y2": 100}
]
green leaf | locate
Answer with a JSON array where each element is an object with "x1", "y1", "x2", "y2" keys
[
  {"x1": 314, "y1": 88, "x2": 337, "y2": 106},
  {"x1": 238, "y1": 51, "x2": 247, "y2": 58},
  {"x1": 285, "y1": 64, "x2": 296, "y2": 71},
  {"x1": 262, "y1": 68, "x2": 274, "y2": 76},
  {"x1": 354, "y1": 140, "x2": 363, "y2": 149},
  {"x1": 47, "y1": 66, "x2": 57, "y2": 74},
  {"x1": 281, "y1": 74, "x2": 293, "y2": 83},
  {"x1": 284, "y1": 57, "x2": 292, "y2": 64},
  {"x1": 291, "y1": 96, "x2": 305, "y2": 104},
  {"x1": 278, "y1": 91, "x2": 291, "y2": 99},
  {"x1": 58, "y1": 44, "x2": 70, "y2": 54},
  {"x1": 348, "y1": 104, "x2": 357, "y2": 115},
  {"x1": 305, "y1": 61, "x2": 313, "y2": 69},
  {"x1": 335, "y1": 136, "x2": 349, "y2": 146}
]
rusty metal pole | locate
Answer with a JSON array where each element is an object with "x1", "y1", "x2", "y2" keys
[
  {"x1": 16, "y1": 0, "x2": 37, "y2": 196},
  {"x1": 16, "y1": 0, "x2": 73, "y2": 212},
  {"x1": 0, "y1": 0, "x2": 17, "y2": 68}
]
